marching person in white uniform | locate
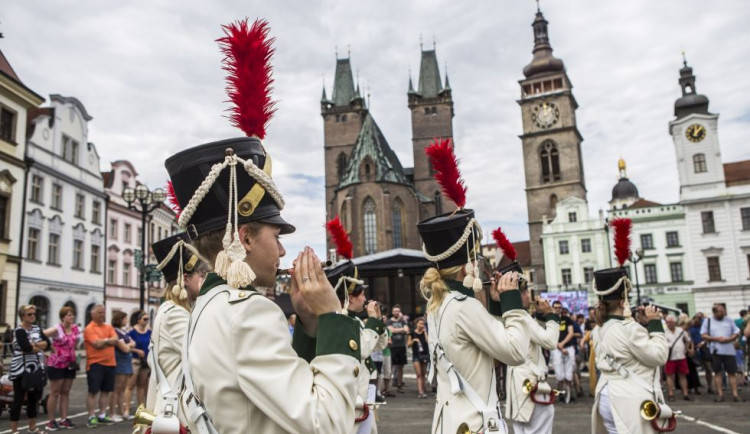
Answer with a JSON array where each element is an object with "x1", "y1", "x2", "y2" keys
[
  {"x1": 163, "y1": 18, "x2": 361, "y2": 434},
  {"x1": 417, "y1": 139, "x2": 530, "y2": 434},
  {"x1": 591, "y1": 218, "x2": 672, "y2": 434}
]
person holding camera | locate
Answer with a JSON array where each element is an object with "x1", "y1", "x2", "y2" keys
[
  {"x1": 700, "y1": 304, "x2": 743, "y2": 402},
  {"x1": 43, "y1": 306, "x2": 81, "y2": 430}
]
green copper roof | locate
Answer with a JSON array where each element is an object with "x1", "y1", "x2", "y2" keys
[
  {"x1": 417, "y1": 50, "x2": 443, "y2": 97},
  {"x1": 332, "y1": 58, "x2": 356, "y2": 106},
  {"x1": 339, "y1": 113, "x2": 408, "y2": 188}
]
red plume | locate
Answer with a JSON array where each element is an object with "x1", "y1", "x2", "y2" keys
[
  {"x1": 492, "y1": 227, "x2": 516, "y2": 262},
  {"x1": 217, "y1": 19, "x2": 276, "y2": 139},
  {"x1": 424, "y1": 138, "x2": 467, "y2": 208},
  {"x1": 610, "y1": 218, "x2": 632, "y2": 267},
  {"x1": 165, "y1": 181, "x2": 182, "y2": 220},
  {"x1": 326, "y1": 216, "x2": 353, "y2": 260}
]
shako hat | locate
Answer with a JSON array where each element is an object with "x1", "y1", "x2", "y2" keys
[
  {"x1": 593, "y1": 218, "x2": 633, "y2": 302},
  {"x1": 164, "y1": 19, "x2": 294, "y2": 288},
  {"x1": 492, "y1": 226, "x2": 528, "y2": 292},
  {"x1": 153, "y1": 232, "x2": 203, "y2": 301},
  {"x1": 324, "y1": 216, "x2": 364, "y2": 311},
  {"x1": 417, "y1": 139, "x2": 484, "y2": 292}
]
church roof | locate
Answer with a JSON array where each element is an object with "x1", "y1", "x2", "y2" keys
[
  {"x1": 674, "y1": 60, "x2": 710, "y2": 119},
  {"x1": 417, "y1": 49, "x2": 443, "y2": 97},
  {"x1": 522, "y1": 10, "x2": 565, "y2": 79},
  {"x1": 611, "y1": 177, "x2": 639, "y2": 202},
  {"x1": 332, "y1": 57, "x2": 357, "y2": 106},
  {"x1": 338, "y1": 113, "x2": 408, "y2": 188},
  {"x1": 0, "y1": 50, "x2": 21, "y2": 81}
]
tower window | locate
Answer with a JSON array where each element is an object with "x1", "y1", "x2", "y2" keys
[
  {"x1": 391, "y1": 199, "x2": 405, "y2": 248},
  {"x1": 701, "y1": 211, "x2": 715, "y2": 234},
  {"x1": 707, "y1": 256, "x2": 722, "y2": 281},
  {"x1": 540, "y1": 141, "x2": 561, "y2": 183},
  {"x1": 363, "y1": 198, "x2": 377, "y2": 254},
  {"x1": 434, "y1": 191, "x2": 442, "y2": 215},
  {"x1": 693, "y1": 154, "x2": 707, "y2": 173},
  {"x1": 337, "y1": 153, "x2": 348, "y2": 181},
  {"x1": 549, "y1": 194, "x2": 558, "y2": 215}
]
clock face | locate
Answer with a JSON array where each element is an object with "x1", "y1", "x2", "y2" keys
[
  {"x1": 532, "y1": 102, "x2": 560, "y2": 129},
  {"x1": 685, "y1": 124, "x2": 706, "y2": 142}
]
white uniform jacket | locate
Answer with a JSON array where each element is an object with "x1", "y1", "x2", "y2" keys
[
  {"x1": 349, "y1": 313, "x2": 387, "y2": 433},
  {"x1": 428, "y1": 282, "x2": 530, "y2": 434},
  {"x1": 184, "y1": 274, "x2": 361, "y2": 434},
  {"x1": 591, "y1": 316, "x2": 668, "y2": 434},
  {"x1": 146, "y1": 301, "x2": 190, "y2": 425},
  {"x1": 505, "y1": 313, "x2": 560, "y2": 423}
]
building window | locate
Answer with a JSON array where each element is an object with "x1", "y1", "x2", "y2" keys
[
  {"x1": 73, "y1": 240, "x2": 84, "y2": 270},
  {"x1": 48, "y1": 233, "x2": 60, "y2": 265},
  {"x1": 30, "y1": 175, "x2": 43, "y2": 203},
  {"x1": 559, "y1": 240, "x2": 569, "y2": 254},
  {"x1": 693, "y1": 154, "x2": 707, "y2": 173},
  {"x1": 666, "y1": 231, "x2": 679, "y2": 247},
  {"x1": 28, "y1": 296, "x2": 49, "y2": 329},
  {"x1": 0, "y1": 107, "x2": 15, "y2": 142},
  {"x1": 561, "y1": 268, "x2": 572, "y2": 285},
  {"x1": 337, "y1": 153, "x2": 348, "y2": 181},
  {"x1": 701, "y1": 211, "x2": 715, "y2": 233},
  {"x1": 363, "y1": 198, "x2": 377, "y2": 255},
  {"x1": 62, "y1": 135, "x2": 80, "y2": 165},
  {"x1": 707, "y1": 257, "x2": 722, "y2": 282},
  {"x1": 109, "y1": 219, "x2": 118, "y2": 240},
  {"x1": 91, "y1": 244, "x2": 100, "y2": 273},
  {"x1": 75, "y1": 194, "x2": 85, "y2": 218},
  {"x1": 124, "y1": 223, "x2": 132, "y2": 243},
  {"x1": 92, "y1": 201, "x2": 101, "y2": 224},
  {"x1": 123, "y1": 262, "x2": 131, "y2": 287},
  {"x1": 51, "y1": 184, "x2": 63, "y2": 210},
  {"x1": 434, "y1": 191, "x2": 442, "y2": 215},
  {"x1": 581, "y1": 238, "x2": 591, "y2": 253},
  {"x1": 391, "y1": 200, "x2": 404, "y2": 248},
  {"x1": 641, "y1": 234, "x2": 654, "y2": 250},
  {"x1": 741, "y1": 207, "x2": 750, "y2": 231},
  {"x1": 550, "y1": 194, "x2": 558, "y2": 214},
  {"x1": 27, "y1": 227, "x2": 40, "y2": 261},
  {"x1": 583, "y1": 267, "x2": 594, "y2": 284},
  {"x1": 644, "y1": 264, "x2": 657, "y2": 284},
  {"x1": 568, "y1": 212, "x2": 577, "y2": 223},
  {"x1": 107, "y1": 260, "x2": 117, "y2": 284},
  {"x1": 540, "y1": 141, "x2": 561, "y2": 183},
  {"x1": 0, "y1": 195, "x2": 7, "y2": 240},
  {"x1": 670, "y1": 262, "x2": 683, "y2": 282}
]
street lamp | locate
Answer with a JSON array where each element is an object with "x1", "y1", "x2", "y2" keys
[
  {"x1": 630, "y1": 247, "x2": 644, "y2": 306},
  {"x1": 122, "y1": 184, "x2": 166, "y2": 311}
]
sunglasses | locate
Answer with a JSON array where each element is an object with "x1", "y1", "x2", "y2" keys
[
  {"x1": 25, "y1": 312, "x2": 36, "y2": 317},
  {"x1": 140, "y1": 317, "x2": 149, "y2": 321}
]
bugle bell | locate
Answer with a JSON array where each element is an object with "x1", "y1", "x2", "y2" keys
[
  {"x1": 640, "y1": 400, "x2": 659, "y2": 420},
  {"x1": 522, "y1": 379, "x2": 533, "y2": 394},
  {"x1": 456, "y1": 422, "x2": 479, "y2": 434},
  {"x1": 134, "y1": 404, "x2": 157, "y2": 426}
]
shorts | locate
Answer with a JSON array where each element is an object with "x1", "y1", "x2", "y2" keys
[
  {"x1": 391, "y1": 347, "x2": 407, "y2": 366},
  {"x1": 374, "y1": 361, "x2": 383, "y2": 375},
  {"x1": 47, "y1": 366, "x2": 77, "y2": 381},
  {"x1": 664, "y1": 359, "x2": 689, "y2": 376},
  {"x1": 413, "y1": 352, "x2": 429, "y2": 364},
  {"x1": 551, "y1": 346, "x2": 575, "y2": 381},
  {"x1": 87, "y1": 363, "x2": 115, "y2": 394},
  {"x1": 712, "y1": 354, "x2": 738, "y2": 374}
]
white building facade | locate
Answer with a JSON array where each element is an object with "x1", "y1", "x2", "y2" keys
[
  {"x1": 669, "y1": 62, "x2": 750, "y2": 315},
  {"x1": 21, "y1": 95, "x2": 107, "y2": 328},
  {"x1": 0, "y1": 50, "x2": 44, "y2": 325}
]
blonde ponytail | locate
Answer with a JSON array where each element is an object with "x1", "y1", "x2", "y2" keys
[{"x1": 420, "y1": 265, "x2": 463, "y2": 313}]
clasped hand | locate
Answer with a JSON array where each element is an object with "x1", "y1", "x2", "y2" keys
[
  {"x1": 488, "y1": 271, "x2": 520, "y2": 301},
  {"x1": 289, "y1": 247, "x2": 341, "y2": 334}
]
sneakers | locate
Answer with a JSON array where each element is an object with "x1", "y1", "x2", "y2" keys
[
  {"x1": 45, "y1": 420, "x2": 60, "y2": 431},
  {"x1": 111, "y1": 415, "x2": 124, "y2": 423},
  {"x1": 59, "y1": 418, "x2": 76, "y2": 429},
  {"x1": 97, "y1": 415, "x2": 115, "y2": 425},
  {"x1": 86, "y1": 416, "x2": 98, "y2": 428},
  {"x1": 122, "y1": 413, "x2": 135, "y2": 421}
]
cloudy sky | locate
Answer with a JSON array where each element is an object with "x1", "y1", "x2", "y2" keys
[{"x1": 4, "y1": 1, "x2": 749, "y2": 267}]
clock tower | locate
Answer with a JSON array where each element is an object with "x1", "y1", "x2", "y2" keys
[
  {"x1": 668, "y1": 59, "x2": 723, "y2": 201},
  {"x1": 518, "y1": 8, "x2": 587, "y2": 288}
]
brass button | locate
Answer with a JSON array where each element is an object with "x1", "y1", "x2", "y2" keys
[
  {"x1": 349, "y1": 340, "x2": 358, "y2": 351},
  {"x1": 239, "y1": 202, "x2": 253, "y2": 214},
  {"x1": 239, "y1": 291, "x2": 246, "y2": 298},
  {"x1": 311, "y1": 367, "x2": 320, "y2": 375},
  {"x1": 353, "y1": 366, "x2": 360, "y2": 376}
]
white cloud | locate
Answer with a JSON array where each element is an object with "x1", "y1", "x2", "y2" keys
[{"x1": 4, "y1": 0, "x2": 749, "y2": 267}]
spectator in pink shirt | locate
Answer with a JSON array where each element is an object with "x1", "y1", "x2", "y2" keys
[{"x1": 43, "y1": 306, "x2": 81, "y2": 431}]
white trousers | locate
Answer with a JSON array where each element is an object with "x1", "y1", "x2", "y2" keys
[
  {"x1": 512, "y1": 404, "x2": 554, "y2": 434},
  {"x1": 598, "y1": 385, "x2": 618, "y2": 434},
  {"x1": 551, "y1": 346, "x2": 575, "y2": 381}
]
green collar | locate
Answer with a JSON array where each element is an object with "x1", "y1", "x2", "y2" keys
[
  {"x1": 199, "y1": 272, "x2": 256, "y2": 296},
  {"x1": 606, "y1": 315, "x2": 625, "y2": 322},
  {"x1": 445, "y1": 279, "x2": 475, "y2": 299}
]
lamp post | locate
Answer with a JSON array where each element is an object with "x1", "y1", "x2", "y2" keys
[
  {"x1": 630, "y1": 247, "x2": 644, "y2": 306},
  {"x1": 123, "y1": 184, "x2": 166, "y2": 311}
]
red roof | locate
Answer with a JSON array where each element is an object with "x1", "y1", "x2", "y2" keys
[
  {"x1": 724, "y1": 160, "x2": 750, "y2": 186},
  {"x1": 629, "y1": 198, "x2": 661, "y2": 209},
  {"x1": 0, "y1": 50, "x2": 20, "y2": 81},
  {"x1": 496, "y1": 240, "x2": 531, "y2": 270}
]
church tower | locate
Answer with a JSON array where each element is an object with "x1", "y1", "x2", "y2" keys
[
  {"x1": 668, "y1": 59, "x2": 723, "y2": 201},
  {"x1": 408, "y1": 44, "x2": 456, "y2": 216},
  {"x1": 321, "y1": 56, "x2": 367, "y2": 219},
  {"x1": 518, "y1": 8, "x2": 587, "y2": 287}
]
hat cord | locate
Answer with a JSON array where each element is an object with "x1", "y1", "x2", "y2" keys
[
  {"x1": 421, "y1": 218, "x2": 482, "y2": 263},
  {"x1": 334, "y1": 275, "x2": 365, "y2": 315},
  {"x1": 592, "y1": 275, "x2": 633, "y2": 318}
]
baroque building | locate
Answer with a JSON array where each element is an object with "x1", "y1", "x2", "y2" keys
[
  {"x1": 518, "y1": 9, "x2": 588, "y2": 289},
  {"x1": 321, "y1": 46, "x2": 455, "y2": 257},
  {"x1": 22, "y1": 95, "x2": 107, "y2": 328},
  {"x1": 0, "y1": 49, "x2": 44, "y2": 325}
]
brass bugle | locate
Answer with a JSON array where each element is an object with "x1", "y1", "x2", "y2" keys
[
  {"x1": 522, "y1": 379, "x2": 534, "y2": 394},
  {"x1": 456, "y1": 422, "x2": 478, "y2": 434},
  {"x1": 133, "y1": 404, "x2": 156, "y2": 426},
  {"x1": 276, "y1": 260, "x2": 333, "y2": 275},
  {"x1": 640, "y1": 400, "x2": 659, "y2": 420}
]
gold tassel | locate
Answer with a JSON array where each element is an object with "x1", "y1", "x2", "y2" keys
[
  {"x1": 214, "y1": 250, "x2": 230, "y2": 278},
  {"x1": 472, "y1": 277, "x2": 483, "y2": 292},
  {"x1": 179, "y1": 288, "x2": 188, "y2": 301},
  {"x1": 227, "y1": 259, "x2": 256, "y2": 288},
  {"x1": 171, "y1": 284, "x2": 181, "y2": 297}
]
